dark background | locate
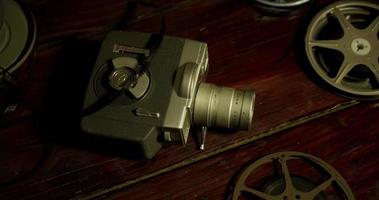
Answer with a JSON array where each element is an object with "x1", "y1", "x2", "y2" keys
[{"x1": 0, "y1": 0, "x2": 378, "y2": 199}]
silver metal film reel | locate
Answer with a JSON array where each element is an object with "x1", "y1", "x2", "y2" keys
[
  {"x1": 253, "y1": 0, "x2": 312, "y2": 13},
  {"x1": 232, "y1": 152, "x2": 355, "y2": 200},
  {"x1": 254, "y1": 0, "x2": 311, "y2": 8},
  {"x1": 305, "y1": 0, "x2": 379, "y2": 99}
]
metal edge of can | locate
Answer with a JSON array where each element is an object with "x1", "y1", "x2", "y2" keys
[
  {"x1": 3, "y1": 0, "x2": 37, "y2": 75},
  {"x1": 0, "y1": 0, "x2": 4, "y2": 31}
]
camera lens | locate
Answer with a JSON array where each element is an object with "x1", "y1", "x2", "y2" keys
[{"x1": 193, "y1": 83, "x2": 255, "y2": 131}]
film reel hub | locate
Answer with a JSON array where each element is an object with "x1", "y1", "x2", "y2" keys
[
  {"x1": 350, "y1": 38, "x2": 371, "y2": 56},
  {"x1": 261, "y1": 176, "x2": 326, "y2": 199}
]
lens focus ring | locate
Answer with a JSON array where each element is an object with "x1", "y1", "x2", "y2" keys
[{"x1": 193, "y1": 83, "x2": 255, "y2": 131}]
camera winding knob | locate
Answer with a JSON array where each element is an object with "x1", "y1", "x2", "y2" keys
[
  {"x1": 108, "y1": 67, "x2": 136, "y2": 90},
  {"x1": 108, "y1": 56, "x2": 150, "y2": 99}
]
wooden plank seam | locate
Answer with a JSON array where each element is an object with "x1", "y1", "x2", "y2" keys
[{"x1": 76, "y1": 100, "x2": 359, "y2": 200}]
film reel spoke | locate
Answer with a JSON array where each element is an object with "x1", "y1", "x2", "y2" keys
[
  {"x1": 309, "y1": 39, "x2": 344, "y2": 52},
  {"x1": 367, "y1": 16, "x2": 379, "y2": 33},
  {"x1": 279, "y1": 158, "x2": 296, "y2": 193},
  {"x1": 241, "y1": 186, "x2": 279, "y2": 200},
  {"x1": 334, "y1": 60, "x2": 354, "y2": 84},
  {"x1": 272, "y1": 158, "x2": 282, "y2": 176},
  {"x1": 366, "y1": 63, "x2": 379, "y2": 80},
  {"x1": 304, "y1": 177, "x2": 335, "y2": 199},
  {"x1": 331, "y1": 7, "x2": 356, "y2": 33}
]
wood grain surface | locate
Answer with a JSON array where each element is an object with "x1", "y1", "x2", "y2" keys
[
  {"x1": 104, "y1": 102, "x2": 379, "y2": 200},
  {"x1": 0, "y1": 0, "x2": 377, "y2": 199}
]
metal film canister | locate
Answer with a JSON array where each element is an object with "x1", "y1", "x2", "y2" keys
[{"x1": 0, "y1": 0, "x2": 36, "y2": 76}]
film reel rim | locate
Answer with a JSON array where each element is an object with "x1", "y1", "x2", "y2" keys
[
  {"x1": 305, "y1": 0, "x2": 379, "y2": 98},
  {"x1": 254, "y1": 0, "x2": 312, "y2": 8},
  {"x1": 232, "y1": 151, "x2": 355, "y2": 200}
]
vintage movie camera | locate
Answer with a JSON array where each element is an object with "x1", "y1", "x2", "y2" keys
[{"x1": 81, "y1": 31, "x2": 255, "y2": 159}]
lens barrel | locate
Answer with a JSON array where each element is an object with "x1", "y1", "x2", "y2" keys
[{"x1": 193, "y1": 83, "x2": 255, "y2": 131}]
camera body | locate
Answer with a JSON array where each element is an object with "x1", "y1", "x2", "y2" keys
[
  {"x1": 82, "y1": 31, "x2": 255, "y2": 159},
  {"x1": 82, "y1": 31, "x2": 209, "y2": 158}
]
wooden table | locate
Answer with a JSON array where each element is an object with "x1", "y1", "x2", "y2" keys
[{"x1": 1, "y1": 0, "x2": 378, "y2": 199}]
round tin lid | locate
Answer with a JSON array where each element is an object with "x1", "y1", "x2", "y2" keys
[
  {"x1": 0, "y1": 0, "x2": 4, "y2": 30},
  {"x1": 0, "y1": 0, "x2": 36, "y2": 75}
]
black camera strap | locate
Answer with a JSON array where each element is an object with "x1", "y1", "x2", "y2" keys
[{"x1": 135, "y1": 17, "x2": 165, "y2": 74}]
